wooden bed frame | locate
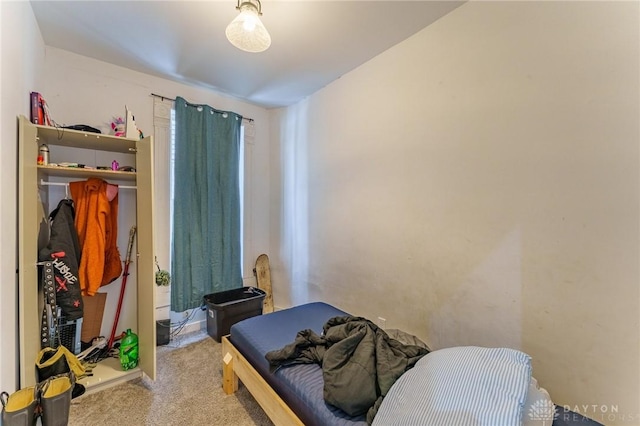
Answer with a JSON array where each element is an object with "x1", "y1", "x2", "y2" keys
[
  {"x1": 221, "y1": 330, "x2": 595, "y2": 426},
  {"x1": 221, "y1": 335, "x2": 304, "y2": 426}
]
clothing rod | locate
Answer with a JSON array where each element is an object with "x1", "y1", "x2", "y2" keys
[
  {"x1": 150, "y1": 93, "x2": 254, "y2": 123},
  {"x1": 39, "y1": 179, "x2": 137, "y2": 190}
]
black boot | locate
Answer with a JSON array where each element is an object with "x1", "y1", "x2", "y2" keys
[
  {"x1": 39, "y1": 374, "x2": 73, "y2": 426},
  {"x1": 35, "y1": 347, "x2": 85, "y2": 399},
  {"x1": 0, "y1": 387, "x2": 38, "y2": 426},
  {"x1": 35, "y1": 348, "x2": 71, "y2": 383}
]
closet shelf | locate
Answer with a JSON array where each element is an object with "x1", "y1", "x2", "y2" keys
[
  {"x1": 34, "y1": 124, "x2": 137, "y2": 153},
  {"x1": 37, "y1": 165, "x2": 137, "y2": 181}
]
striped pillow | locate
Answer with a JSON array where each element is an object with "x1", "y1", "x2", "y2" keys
[{"x1": 372, "y1": 346, "x2": 532, "y2": 426}]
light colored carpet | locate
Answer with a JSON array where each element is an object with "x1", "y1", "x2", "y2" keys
[{"x1": 68, "y1": 331, "x2": 274, "y2": 426}]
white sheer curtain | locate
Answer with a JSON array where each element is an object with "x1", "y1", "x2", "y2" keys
[{"x1": 152, "y1": 97, "x2": 173, "y2": 319}]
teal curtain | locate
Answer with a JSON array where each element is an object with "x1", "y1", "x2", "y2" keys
[{"x1": 171, "y1": 96, "x2": 243, "y2": 312}]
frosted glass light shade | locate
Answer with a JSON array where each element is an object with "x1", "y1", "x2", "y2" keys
[{"x1": 226, "y1": 2, "x2": 271, "y2": 53}]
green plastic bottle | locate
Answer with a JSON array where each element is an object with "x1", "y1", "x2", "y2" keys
[{"x1": 119, "y1": 329, "x2": 139, "y2": 370}]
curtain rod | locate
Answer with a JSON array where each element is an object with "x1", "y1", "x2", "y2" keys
[{"x1": 151, "y1": 93, "x2": 254, "y2": 123}]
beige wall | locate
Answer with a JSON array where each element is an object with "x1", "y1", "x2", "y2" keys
[
  {"x1": 270, "y1": 2, "x2": 639, "y2": 424},
  {"x1": 0, "y1": 1, "x2": 45, "y2": 394}
]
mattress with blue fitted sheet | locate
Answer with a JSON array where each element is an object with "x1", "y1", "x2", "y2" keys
[
  {"x1": 228, "y1": 302, "x2": 602, "y2": 426},
  {"x1": 229, "y1": 302, "x2": 367, "y2": 426}
]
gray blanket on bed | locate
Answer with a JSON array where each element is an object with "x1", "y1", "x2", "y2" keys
[{"x1": 265, "y1": 316, "x2": 430, "y2": 423}]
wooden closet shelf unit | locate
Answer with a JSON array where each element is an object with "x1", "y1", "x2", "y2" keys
[{"x1": 17, "y1": 115, "x2": 157, "y2": 392}]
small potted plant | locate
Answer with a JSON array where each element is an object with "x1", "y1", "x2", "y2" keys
[{"x1": 155, "y1": 257, "x2": 170, "y2": 286}]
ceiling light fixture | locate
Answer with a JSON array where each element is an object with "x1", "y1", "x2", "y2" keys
[{"x1": 225, "y1": 0, "x2": 271, "y2": 53}]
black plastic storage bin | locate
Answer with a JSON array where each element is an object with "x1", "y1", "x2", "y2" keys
[
  {"x1": 204, "y1": 287, "x2": 266, "y2": 342},
  {"x1": 156, "y1": 319, "x2": 170, "y2": 346}
]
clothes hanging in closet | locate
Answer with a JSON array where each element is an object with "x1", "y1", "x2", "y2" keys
[
  {"x1": 38, "y1": 199, "x2": 84, "y2": 320},
  {"x1": 70, "y1": 178, "x2": 122, "y2": 296}
]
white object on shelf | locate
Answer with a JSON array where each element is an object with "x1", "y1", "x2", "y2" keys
[{"x1": 125, "y1": 106, "x2": 139, "y2": 139}]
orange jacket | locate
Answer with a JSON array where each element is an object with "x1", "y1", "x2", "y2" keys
[{"x1": 70, "y1": 178, "x2": 122, "y2": 296}]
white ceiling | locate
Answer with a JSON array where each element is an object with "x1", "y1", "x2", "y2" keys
[{"x1": 30, "y1": 1, "x2": 464, "y2": 109}]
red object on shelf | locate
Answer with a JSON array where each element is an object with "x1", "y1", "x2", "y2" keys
[
  {"x1": 30, "y1": 92, "x2": 44, "y2": 125},
  {"x1": 107, "y1": 226, "x2": 137, "y2": 350}
]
